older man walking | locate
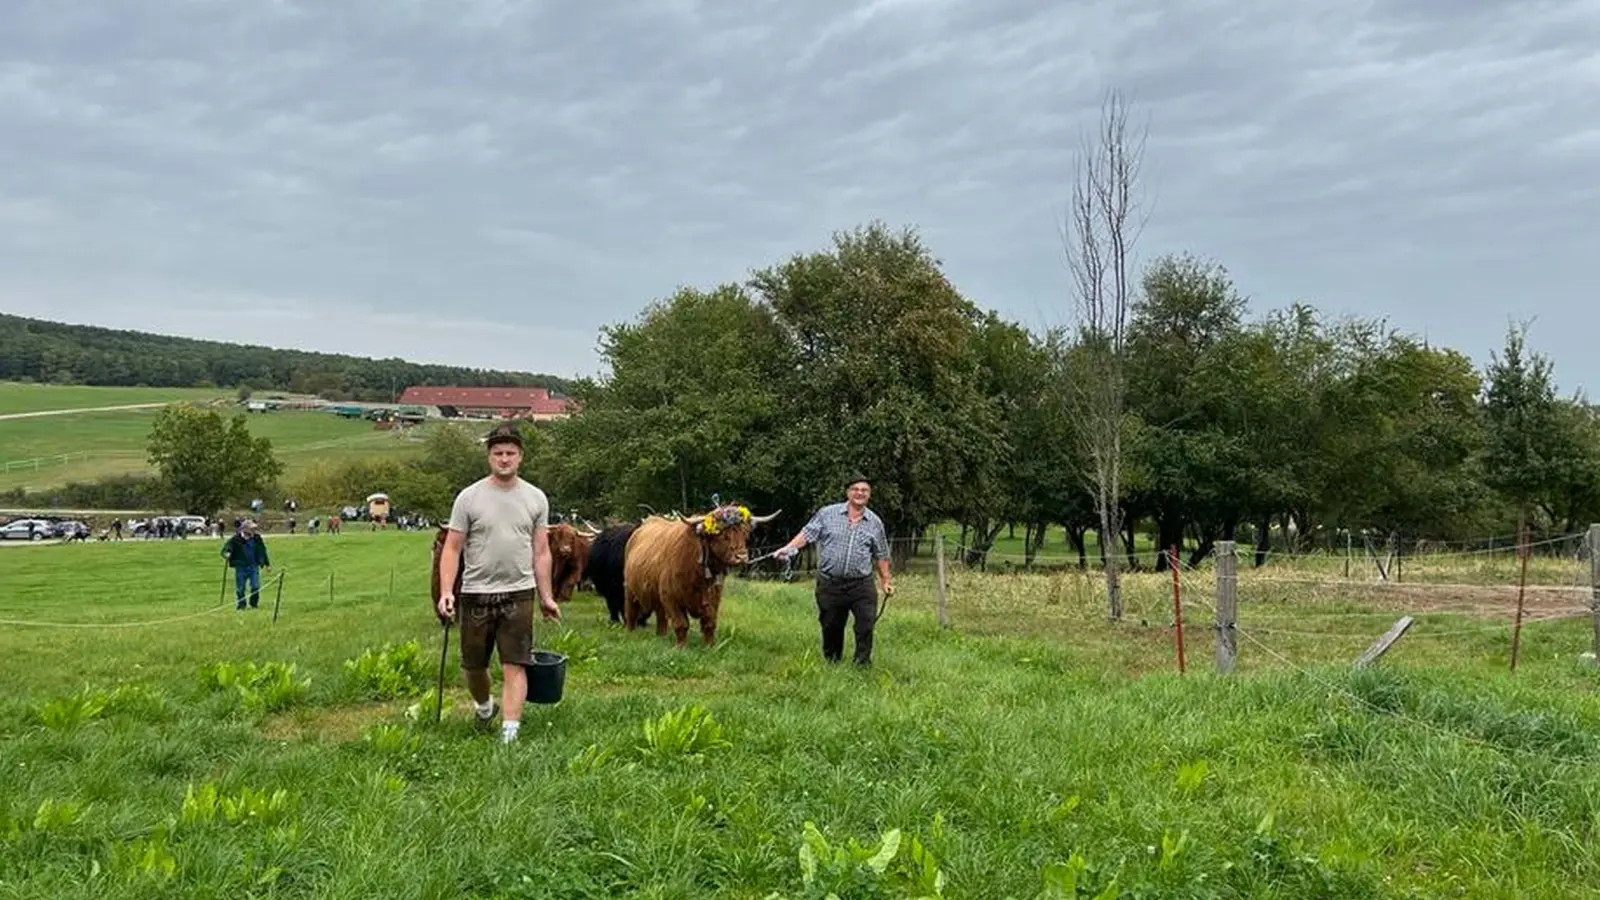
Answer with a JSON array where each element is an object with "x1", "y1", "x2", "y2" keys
[
  {"x1": 220, "y1": 520, "x2": 271, "y2": 610},
  {"x1": 435, "y1": 424, "x2": 561, "y2": 744},
  {"x1": 774, "y1": 473, "x2": 893, "y2": 666}
]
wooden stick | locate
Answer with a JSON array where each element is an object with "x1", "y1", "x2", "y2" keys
[
  {"x1": 1510, "y1": 515, "x2": 1530, "y2": 674},
  {"x1": 1170, "y1": 544, "x2": 1185, "y2": 675},
  {"x1": 1354, "y1": 616, "x2": 1414, "y2": 668}
]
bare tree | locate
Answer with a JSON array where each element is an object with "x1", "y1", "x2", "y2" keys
[{"x1": 1060, "y1": 88, "x2": 1148, "y2": 621}]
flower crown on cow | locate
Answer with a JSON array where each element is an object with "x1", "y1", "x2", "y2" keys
[{"x1": 696, "y1": 504, "x2": 752, "y2": 536}]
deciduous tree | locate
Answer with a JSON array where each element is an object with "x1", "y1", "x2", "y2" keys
[
  {"x1": 1062, "y1": 89, "x2": 1147, "y2": 619},
  {"x1": 146, "y1": 405, "x2": 282, "y2": 515}
]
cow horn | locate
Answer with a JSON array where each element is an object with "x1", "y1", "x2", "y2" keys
[{"x1": 749, "y1": 509, "x2": 781, "y2": 524}]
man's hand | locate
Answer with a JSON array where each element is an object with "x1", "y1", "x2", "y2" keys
[
  {"x1": 775, "y1": 545, "x2": 798, "y2": 561},
  {"x1": 881, "y1": 578, "x2": 895, "y2": 597},
  {"x1": 437, "y1": 592, "x2": 456, "y2": 619},
  {"x1": 539, "y1": 594, "x2": 561, "y2": 621}
]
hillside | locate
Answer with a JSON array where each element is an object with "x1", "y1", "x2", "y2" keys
[
  {"x1": 0, "y1": 313, "x2": 577, "y2": 402},
  {"x1": 0, "y1": 384, "x2": 434, "y2": 501}
]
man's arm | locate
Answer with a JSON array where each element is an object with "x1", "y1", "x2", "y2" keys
[
  {"x1": 533, "y1": 523, "x2": 559, "y2": 619},
  {"x1": 777, "y1": 510, "x2": 823, "y2": 557},
  {"x1": 871, "y1": 518, "x2": 893, "y2": 594},
  {"x1": 437, "y1": 528, "x2": 464, "y2": 617}
]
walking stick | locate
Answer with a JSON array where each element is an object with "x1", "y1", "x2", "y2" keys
[
  {"x1": 218, "y1": 557, "x2": 228, "y2": 607},
  {"x1": 271, "y1": 571, "x2": 286, "y2": 623},
  {"x1": 434, "y1": 620, "x2": 451, "y2": 724}
]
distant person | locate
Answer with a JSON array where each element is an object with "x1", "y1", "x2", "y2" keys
[
  {"x1": 435, "y1": 424, "x2": 561, "y2": 744},
  {"x1": 773, "y1": 473, "x2": 893, "y2": 666},
  {"x1": 220, "y1": 520, "x2": 272, "y2": 610}
]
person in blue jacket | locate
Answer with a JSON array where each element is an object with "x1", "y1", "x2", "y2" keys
[{"x1": 221, "y1": 520, "x2": 272, "y2": 610}]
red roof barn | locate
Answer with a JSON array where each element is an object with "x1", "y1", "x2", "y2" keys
[{"x1": 398, "y1": 386, "x2": 578, "y2": 420}]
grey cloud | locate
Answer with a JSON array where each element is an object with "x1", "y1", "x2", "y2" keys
[{"x1": 1, "y1": 0, "x2": 1597, "y2": 389}]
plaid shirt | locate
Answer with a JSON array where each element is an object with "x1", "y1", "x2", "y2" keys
[{"x1": 802, "y1": 503, "x2": 889, "y2": 579}]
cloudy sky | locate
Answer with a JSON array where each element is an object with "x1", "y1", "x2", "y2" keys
[{"x1": 2, "y1": 0, "x2": 1597, "y2": 392}]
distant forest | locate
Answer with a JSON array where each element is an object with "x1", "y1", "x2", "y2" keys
[{"x1": 0, "y1": 314, "x2": 576, "y2": 401}]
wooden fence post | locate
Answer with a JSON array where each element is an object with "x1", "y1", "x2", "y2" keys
[
  {"x1": 1589, "y1": 523, "x2": 1600, "y2": 659},
  {"x1": 1170, "y1": 545, "x2": 1186, "y2": 675},
  {"x1": 935, "y1": 532, "x2": 950, "y2": 628},
  {"x1": 1215, "y1": 540, "x2": 1238, "y2": 674}
]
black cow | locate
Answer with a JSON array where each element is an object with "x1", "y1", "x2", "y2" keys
[{"x1": 584, "y1": 523, "x2": 641, "y2": 624}]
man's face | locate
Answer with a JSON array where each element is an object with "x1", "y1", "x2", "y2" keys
[
  {"x1": 488, "y1": 442, "x2": 522, "y2": 476},
  {"x1": 847, "y1": 482, "x2": 870, "y2": 505}
]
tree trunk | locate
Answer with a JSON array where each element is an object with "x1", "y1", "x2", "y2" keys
[
  {"x1": 1065, "y1": 524, "x2": 1088, "y2": 570},
  {"x1": 964, "y1": 519, "x2": 1005, "y2": 569},
  {"x1": 1253, "y1": 516, "x2": 1271, "y2": 568},
  {"x1": 890, "y1": 526, "x2": 916, "y2": 572},
  {"x1": 1154, "y1": 512, "x2": 1184, "y2": 572},
  {"x1": 677, "y1": 462, "x2": 689, "y2": 515},
  {"x1": 1122, "y1": 515, "x2": 1138, "y2": 571}
]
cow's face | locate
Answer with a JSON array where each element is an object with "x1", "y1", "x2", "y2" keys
[
  {"x1": 684, "y1": 503, "x2": 781, "y2": 569},
  {"x1": 548, "y1": 524, "x2": 580, "y2": 559},
  {"x1": 703, "y1": 524, "x2": 754, "y2": 567}
]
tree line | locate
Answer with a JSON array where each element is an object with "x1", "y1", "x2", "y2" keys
[
  {"x1": 8, "y1": 222, "x2": 1594, "y2": 577},
  {"x1": 511, "y1": 221, "x2": 1599, "y2": 573},
  {"x1": 0, "y1": 313, "x2": 573, "y2": 402}
]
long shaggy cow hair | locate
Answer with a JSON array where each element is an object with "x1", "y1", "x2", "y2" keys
[{"x1": 622, "y1": 503, "x2": 778, "y2": 647}]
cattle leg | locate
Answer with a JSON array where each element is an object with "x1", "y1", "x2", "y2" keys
[{"x1": 700, "y1": 619, "x2": 716, "y2": 647}]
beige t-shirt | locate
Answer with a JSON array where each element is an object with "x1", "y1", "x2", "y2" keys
[{"x1": 446, "y1": 477, "x2": 549, "y2": 594}]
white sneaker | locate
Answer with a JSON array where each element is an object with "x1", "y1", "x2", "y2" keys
[
  {"x1": 474, "y1": 699, "x2": 498, "y2": 728},
  {"x1": 500, "y1": 721, "x2": 520, "y2": 744}
]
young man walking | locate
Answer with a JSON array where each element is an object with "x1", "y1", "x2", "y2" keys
[
  {"x1": 774, "y1": 473, "x2": 893, "y2": 665},
  {"x1": 435, "y1": 424, "x2": 561, "y2": 743},
  {"x1": 220, "y1": 520, "x2": 271, "y2": 610}
]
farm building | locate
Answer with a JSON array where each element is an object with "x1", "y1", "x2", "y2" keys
[{"x1": 396, "y1": 386, "x2": 578, "y2": 420}]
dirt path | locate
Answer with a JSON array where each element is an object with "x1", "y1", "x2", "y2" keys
[
  {"x1": 0, "y1": 402, "x2": 168, "y2": 421},
  {"x1": 1244, "y1": 576, "x2": 1594, "y2": 619}
]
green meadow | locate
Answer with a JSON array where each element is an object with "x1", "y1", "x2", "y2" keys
[
  {"x1": 2, "y1": 532, "x2": 1599, "y2": 898},
  {"x1": 0, "y1": 383, "x2": 228, "y2": 417},
  {"x1": 0, "y1": 402, "x2": 425, "y2": 494}
]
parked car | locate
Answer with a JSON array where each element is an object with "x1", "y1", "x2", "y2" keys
[
  {"x1": 51, "y1": 520, "x2": 91, "y2": 541},
  {"x1": 0, "y1": 519, "x2": 52, "y2": 541}
]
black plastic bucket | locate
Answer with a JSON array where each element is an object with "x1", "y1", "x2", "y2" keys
[{"x1": 522, "y1": 650, "x2": 567, "y2": 705}]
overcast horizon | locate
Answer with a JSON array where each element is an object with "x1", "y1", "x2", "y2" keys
[{"x1": 3, "y1": 1, "x2": 1597, "y2": 394}]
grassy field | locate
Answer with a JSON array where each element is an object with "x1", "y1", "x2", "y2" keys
[
  {"x1": 0, "y1": 383, "x2": 227, "y2": 416},
  {"x1": 0, "y1": 405, "x2": 425, "y2": 493},
  {"x1": 2, "y1": 533, "x2": 1598, "y2": 898}
]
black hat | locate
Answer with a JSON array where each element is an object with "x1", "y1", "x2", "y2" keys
[
  {"x1": 845, "y1": 472, "x2": 871, "y2": 489},
  {"x1": 485, "y1": 423, "x2": 524, "y2": 450}
]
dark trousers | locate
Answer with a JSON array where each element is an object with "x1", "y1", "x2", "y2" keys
[
  {"x1": 816, "y1": 575, "x2": 877, "y2": 665},
  {"x1": 234, "y1": 565, "x2": 261, "y2": 609}
]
